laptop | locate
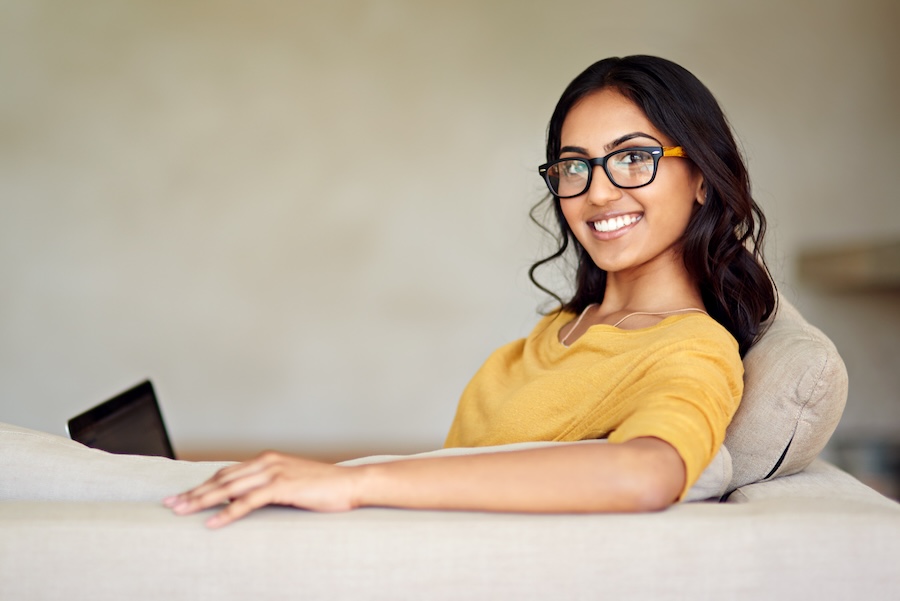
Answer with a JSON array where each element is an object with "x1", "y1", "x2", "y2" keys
[{"x1": 67, "y1": 380, "x2": 176, "y2": 459}]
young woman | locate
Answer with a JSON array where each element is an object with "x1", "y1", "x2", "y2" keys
[{"x1": 165, "y1": 55, "x2": 776, "y2": 528}]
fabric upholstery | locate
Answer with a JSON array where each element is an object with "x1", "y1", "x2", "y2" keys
[
  {"x1": 1, "y1": 460, "x2": 898, "y2": 601},
  {"x1": 0, "y1": 422, "x2": 231, "y2": 501},
  {"x1": 725, "y1": 294, "x2": 848, "y2": 490},
  {"x1": 0, "y1": 422, "x2": 732, "y2": 502},
  {"x1": 727, "y1": 458, "x2": 900, "y2": 508}
]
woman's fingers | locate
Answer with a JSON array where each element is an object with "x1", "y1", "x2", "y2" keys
[
  {"x1": 165, "y1": 452, "x2": 363, "y2": 527},
  {"x1": 171, "y1": 468, "x2": 274, "y2": 515},
  {"x1": 164, "y1": 452, "x2": 285, "y2": 514},
  {"x1": 205, "y1": 486, "x2": 278, "y2": 528}
]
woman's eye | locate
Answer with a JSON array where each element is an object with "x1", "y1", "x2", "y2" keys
[
  {"x1": 562, "y1": 161, "x2": 588, "y2": 177},
  {"x1": 613, "y1": 150, "x2": 653, "y2": 169}
]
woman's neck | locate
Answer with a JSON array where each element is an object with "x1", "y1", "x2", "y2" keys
[{"x1": 599, "y1": 264, "x2": 704, "y2": 316}]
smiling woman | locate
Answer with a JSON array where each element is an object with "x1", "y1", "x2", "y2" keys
[
  {"x1": 166, "y1": 55, "x2": 777, "y2": 528},
  {"x1": 533, "y1": 57, "x2": 775, "y2": 355},
  {"x1": 552, "y1": 89, "x2": 705, "y2": 300}
]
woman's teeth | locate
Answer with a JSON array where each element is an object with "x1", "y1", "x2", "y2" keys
[{"x1": 591, "y1": 214, "x2": 641, "y2": 233}]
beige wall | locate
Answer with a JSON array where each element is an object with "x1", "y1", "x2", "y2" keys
[{"x1": 1, "y1": 0, "x2": 898, "y2": 457}]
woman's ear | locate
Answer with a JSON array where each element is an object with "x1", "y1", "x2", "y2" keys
[{"x1": 695, "y1": 177, "x2": 706, "y2": 206}]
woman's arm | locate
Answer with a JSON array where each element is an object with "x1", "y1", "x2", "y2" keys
[{"x1": 164, "y1": 437, "x2": 685, "y2": 528}]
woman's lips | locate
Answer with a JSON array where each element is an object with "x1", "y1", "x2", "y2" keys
[{"x1": 588, "y1": 213, "x2": 642, "y2": 238}]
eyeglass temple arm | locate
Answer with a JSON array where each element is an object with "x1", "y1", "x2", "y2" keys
[{"x1": 663, "y1": 146, "x2": 687, "y2": 157}]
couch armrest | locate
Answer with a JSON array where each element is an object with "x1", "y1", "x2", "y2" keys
[{"x1": 725, "y1": 459, "x2": 900, "y2": 509}]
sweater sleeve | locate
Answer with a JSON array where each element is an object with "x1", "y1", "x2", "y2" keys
[{"x1": 606, "y1": 325, "x2": 743, "y2": 500}]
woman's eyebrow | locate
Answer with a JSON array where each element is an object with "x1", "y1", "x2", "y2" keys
[
  {"x1": 604, "y1": 132, "x2": 664, "y2": 152},
  {"x1": 559, "y1": 145, "x2": 589, "y2": 155},
  {"x1": 560, "y1": 133, "x2": 665, "y2": 157}
]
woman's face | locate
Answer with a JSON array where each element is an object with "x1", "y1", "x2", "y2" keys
[{"x1": 558, "y1": 88, "x2": 704, "y2": 279}]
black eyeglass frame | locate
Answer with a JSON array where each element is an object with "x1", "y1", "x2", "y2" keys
[{"x1": 538, "y1": 146, "x2": 687, "y2": 197}]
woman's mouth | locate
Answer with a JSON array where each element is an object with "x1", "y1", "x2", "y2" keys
[{"x1": 590, "y1": 213, "x2": 642, "y2": 233}]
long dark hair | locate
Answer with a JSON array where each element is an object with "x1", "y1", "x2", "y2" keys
[{"x1": 529, "y1": 55, "x2": 776, "y2": 356}]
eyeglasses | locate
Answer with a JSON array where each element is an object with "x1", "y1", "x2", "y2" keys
[{"x1": 538, "y1": 146, "x2": 687, "y2": 198}]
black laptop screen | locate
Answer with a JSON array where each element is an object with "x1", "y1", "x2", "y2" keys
[{"x1": 67, "y1": 380, "x2": 175, "y2": 459}]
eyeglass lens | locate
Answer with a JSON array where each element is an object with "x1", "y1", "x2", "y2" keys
[{"x1": 547, "y1": 149, "x2": 657, "y2": 195}]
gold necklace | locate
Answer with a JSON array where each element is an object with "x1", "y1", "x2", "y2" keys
[{"x1": 560, "y1": 304, "x2": 708, "y2": 347}]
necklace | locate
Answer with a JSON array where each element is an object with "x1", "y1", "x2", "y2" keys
[
  {"x1": 560, "y1": 304, "x2": 708, "y2": 347},
  {"x1": 611, "y1": 307, "x2": 708, "y2": 327}
]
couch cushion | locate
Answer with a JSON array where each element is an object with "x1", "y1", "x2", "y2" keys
[
  {"x1": 0, "y1": 422, "x2": 732, "y2": 503},
  {"x1": 0, "y1": 422, "x2": 232, "y2": 501},
  {"x1": 725, "y1": 295, "x2": 848, "y2": 491},
  {"x1": 725, "y1": 459, "x2": 900, "y2": 509}
]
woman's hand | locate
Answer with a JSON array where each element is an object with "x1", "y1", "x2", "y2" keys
[
  {"x1": 163, "y1": 452, "x2": 365, "y2": 528},
  {"x1": 165, "y1": 438, "x2": 684, "y2": 528}
]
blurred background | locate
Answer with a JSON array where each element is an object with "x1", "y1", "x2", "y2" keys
[{"x1": 1, "y1": 1, "x2": 898, "y2": 488}]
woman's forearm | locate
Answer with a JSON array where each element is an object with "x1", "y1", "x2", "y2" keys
[
  {"x1": 354, "y1": 437, "x2": 685, "y2": 513},
  {"x1": 166, "y1": 437, "x2": 686, "y2": 527}
]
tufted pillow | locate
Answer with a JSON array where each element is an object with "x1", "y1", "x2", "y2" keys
[{"x1": 725, "y1": 294, "x2": 848, "y2": 492}]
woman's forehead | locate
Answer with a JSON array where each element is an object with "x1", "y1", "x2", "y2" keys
[{"x1": 560, "y1": 89, "x2": 670, "y2": 150}]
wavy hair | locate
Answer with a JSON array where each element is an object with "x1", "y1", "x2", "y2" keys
[{"x1": 529, "y1": 55, "x2": 776, "y2": 356}]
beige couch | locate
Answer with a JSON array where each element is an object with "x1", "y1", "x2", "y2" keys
[{"x1": 2, "y1": 297, "x2": 899, "y2": 599}]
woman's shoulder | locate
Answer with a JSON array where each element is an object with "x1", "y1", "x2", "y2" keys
[{"x1": 650, "y1": 313, "x2": 741, "y2": 354}]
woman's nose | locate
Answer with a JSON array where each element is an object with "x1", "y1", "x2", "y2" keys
[{"x1": 585, "y1": 167, "x2": 622, "y2": 205}]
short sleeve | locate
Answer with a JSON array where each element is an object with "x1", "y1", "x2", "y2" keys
[{"x1": 606, "y1": 324, "x2": 743, "y2": 499}]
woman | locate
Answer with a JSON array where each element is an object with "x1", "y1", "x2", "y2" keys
[{"x1": 165, "y1": 55, "x2": 776, "y2": 528}]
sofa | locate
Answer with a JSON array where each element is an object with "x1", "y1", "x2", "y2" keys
[{"x1": 2, "y1": 297, "x2": 900, "y2": 600}]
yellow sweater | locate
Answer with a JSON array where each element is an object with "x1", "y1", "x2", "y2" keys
[{"x1": 444, "y1": 311, "x2": 743, "y2": 497}]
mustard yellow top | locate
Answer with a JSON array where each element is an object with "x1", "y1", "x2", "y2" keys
[{"x1": 444, "y1": 311, "x2": 744, "y2": 498}]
